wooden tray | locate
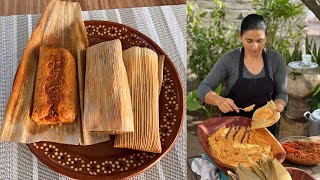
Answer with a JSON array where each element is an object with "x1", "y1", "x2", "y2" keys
[
  {"x1": 27, "y1": 21, "x2": 184, "y2": 179},
  {"x1": 197, "y1": 116, "x2": 286, "y2": 174}
]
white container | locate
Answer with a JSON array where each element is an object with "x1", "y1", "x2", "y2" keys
[
  {"x1": 304, "y1": 109, "x2": 320, "y2": 136},
  {"x1": 302, "y1": 54, "x2": 312, "y2": 65}
]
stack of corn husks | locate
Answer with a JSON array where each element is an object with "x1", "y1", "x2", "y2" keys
[{"x1": 228, "y1": 154, "x2": 292, "y2": 180}]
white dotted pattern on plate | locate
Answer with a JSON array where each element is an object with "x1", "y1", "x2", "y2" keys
[
  {"x1": 86, "y1": 25, "x2": 149, "y2": 47},
  {"x1": 32, "y1": 24, "x2": 180, "y2": 176}
]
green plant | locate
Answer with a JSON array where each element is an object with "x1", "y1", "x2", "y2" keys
[
  {"x1": 252, "y1": 0, "x2": 306, "y2": 56},
  {"x1": 187, "y1": 0, "x2": 240, "y2": 82},
  {"x1": 283, "y1": 41, "x2": 303, "y2": 64},
  {"x1": 310, "y1": 85, "x2": 320, "y2": 111},
  {"x1": 306, "y1": 37, "x2": 320, "y2": 65},
  {"x1": 306, "y1": 38, "x2": 320, "y2": 111},
  {"x1": 187, "y1": 90, "x2": 213, "y2": 118},
  {"x1": 186, "y1": 85, "x2": 222, "y2": 118}
]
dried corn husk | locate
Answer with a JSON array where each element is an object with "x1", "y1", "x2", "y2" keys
[
  {"x1": 244, "y1": 154, "x2": 266, "y2": 180},
  {"x1": 114, "y1": 46, "x2": 163, "y2": 153},
  {"x1": 252, "y1": 100, "x2": 280, "y2": 129},
  {"x1": 259, "y1": 154, "x2": 273, "y2": 180},
  {"x1": 0, "y1": 0, "x2": 109, "y2": 145},
  {"x1": 236, "y1": 163, "x2": 261, "y2": 180},
  {"x1": 83, "y1": 39, "x2": 134, "y2": 134},
  {"x1": 272, "y1": 158, "x2": 291, "y2": 180},
  {"x1": 230, "y1": 154, "x2": 292, "y2": 180}
]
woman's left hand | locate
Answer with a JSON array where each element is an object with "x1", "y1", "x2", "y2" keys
[
  {"x1": 274, "y1": 99, "x2": 286, "y2": 112},
  {"x1": 275, "y1": 103, "x2": 284, "y2": 112}
]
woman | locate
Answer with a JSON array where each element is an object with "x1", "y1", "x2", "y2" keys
[{"x1": 197, "y1": 14, "x2": 287, "y2": 136}]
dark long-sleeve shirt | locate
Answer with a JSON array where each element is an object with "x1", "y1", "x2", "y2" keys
[{"x1": 198, "y1": 47, "x2": 288, "y2": 104}]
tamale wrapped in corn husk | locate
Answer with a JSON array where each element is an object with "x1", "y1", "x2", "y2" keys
[
  {"x1": 114, "y1": 47, "x2": 164, "y2": 153},
  {"x1": 0, "y1": 0, "x2": 109, "y2": 145},
  {"x1": 83, "y1": 39, "x2": 134, "y2": 134}
]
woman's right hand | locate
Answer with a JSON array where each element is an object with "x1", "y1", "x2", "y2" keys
[
  {"x1": 204, "y1": 91, "x2": 239, "y2": 113},
  {"x1": 215, "y1": 96, "x2": 239, "y2": 113}
]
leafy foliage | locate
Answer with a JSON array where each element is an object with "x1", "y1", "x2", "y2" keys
[
  {"x1": 187, "y1": 0, "x2": 240, "y2": 82},
  {"x1": 252, "y1": 0, "x2": 306, "y2": 57},
  {"x1": 186, "y1": 85, "x2": 221, "y2": 118},
  {"x1": 306, "y1": 38, "x2": 320, "y2": 111}
]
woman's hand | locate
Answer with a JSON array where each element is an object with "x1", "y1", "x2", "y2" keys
[
  {"x1": 216, "y1": 97, "x2": 240, "y2": 113},
  {"x1": 274, "y1": 99, "x2": 286, "y2": 112},
  {"x1": 204, "y1": 91, "x2": 239, "y2": 113}
]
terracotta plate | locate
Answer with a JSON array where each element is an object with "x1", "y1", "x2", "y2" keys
[
  {"x1": 197, "y1": 116, "x2": 286, "y2": 173},
  {"x1": 286, "y1": 167, "x2": 317, "y2": 180},
  {"x1": 27, "y1": 21, "x2": 184, "y2": 179}
]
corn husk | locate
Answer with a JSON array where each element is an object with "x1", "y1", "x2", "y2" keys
[
  {"x1": 252, "y1": 100, "x2": 280, "y2": 129},
  {"x1": 272, "y1": 158, "x2": 292, "y2": 180},
  {"x1": 83, "y1": 39, "x2": 134, "y2": 134},
  {"x1": 236, "y1": 163, "x2": 261, "y2": 180},
  {"x1": 244, "y1": 154, "x2": 266, "y2": 180},
  {"x1": 0, "y1": 0, "x2": 109, "y2": 145},
  {"x1": 230, "y1": 154, "x2": 292, "y2": 180},
  {"x1": 114, "y1": 47, "x2": 163, "y2": 153}
]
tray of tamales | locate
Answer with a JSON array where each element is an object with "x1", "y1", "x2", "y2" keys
[
  {"x1": 0, "y1": 0, "x2": 184, "y2": 179},
  {"x1": 197, "y1": 116, "x2": 286, "y2": 174}
]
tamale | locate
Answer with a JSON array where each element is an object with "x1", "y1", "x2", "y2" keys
[
  {"x1": 0, "y1": 0, "x2": 104, "y2": 145},
  {"x1": 83, "y1": 39, "x2": 134, "y2": 134},
  {"x1": 114, "y1": 46, "x2": 163, "y2": 153},
  {"x1": 252, "y1": 100, "x2": 280, "y2": 129},
  {"x1": 32, "y1": 46, "x2": 78, "y2": 125}
]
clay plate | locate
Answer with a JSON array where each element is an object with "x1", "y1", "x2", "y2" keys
[
  {"x1": 286, "y1": 167, "x2": 317, "y2": 180},
  {"x1": 197, "y1": 116, "x2": 286, "y2": 174},
  {"x1": 27, "y1": 21, "x2": 184, "y2": 179}
]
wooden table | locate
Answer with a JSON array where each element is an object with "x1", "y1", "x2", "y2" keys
[{"x1": 0, "y1": 0, "x2": 185, "y2": 16}]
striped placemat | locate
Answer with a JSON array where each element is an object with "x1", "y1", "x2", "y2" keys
[{"x1": 0, "y1": 5, "x2": 186, "y2": 180}]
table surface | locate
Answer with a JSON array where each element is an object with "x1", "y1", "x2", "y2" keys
[
  {"x1": 0, "y1": 0, "x2": 186, "y2": 16},
  {"x1": 0, "y1": 4, "x2": 187, "y2": 180}
]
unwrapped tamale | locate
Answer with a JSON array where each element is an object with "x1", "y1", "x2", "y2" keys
[
  {"x1": 32, "y1": 46, "x2": 78, "y2": 125},
  {"x1": 114, "y1": 46, "x2": 163, "y2": 153},
  {"x1": 83, "y1": 39, "x2": 134, "y2": 134}
]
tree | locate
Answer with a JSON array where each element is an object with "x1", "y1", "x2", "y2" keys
[{"x1": 301, "y1": 0, "x2": 320, "y2": 20}]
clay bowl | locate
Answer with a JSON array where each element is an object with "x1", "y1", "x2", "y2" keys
[
  {"x1": 286, "y1": 167, "x2": 316, "y2": 180},
  {"x1": 280, "y1": 136, "x2": 320, "y2": 166},
  {"x1": 197, "y1": 116, "x2": 286, "y2": 174}
]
